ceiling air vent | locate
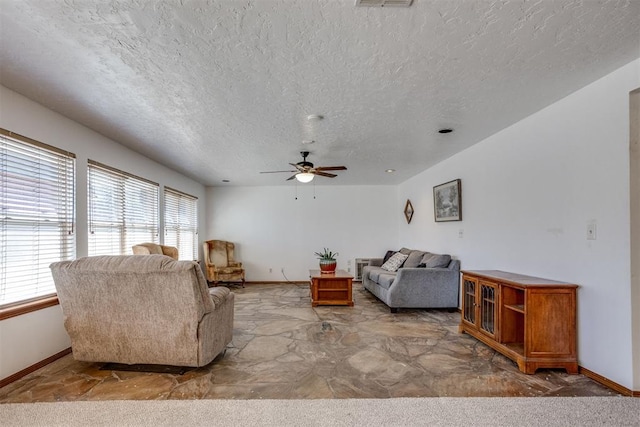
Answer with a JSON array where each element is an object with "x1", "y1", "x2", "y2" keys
[{"x1": 355, "y1": 0, "x2": 414, "y2": 7}]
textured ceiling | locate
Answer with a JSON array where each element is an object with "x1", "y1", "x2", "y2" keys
[{"x1": 1, "y1": 1, "x2": 639, "y2": 186}]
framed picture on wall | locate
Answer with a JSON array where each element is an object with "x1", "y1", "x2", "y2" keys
[
  {"x1": 433, "y1": 179, "x2": 462, "y2": 222},
  {"x1": 404, "y1": 199, "x2": 414, "y2": 224}
]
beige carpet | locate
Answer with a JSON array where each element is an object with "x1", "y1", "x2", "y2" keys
[{"x1": 1, "y1": 396, "x2": 638, "y2": 426}]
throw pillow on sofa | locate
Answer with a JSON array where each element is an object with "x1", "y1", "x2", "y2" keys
[
  {"x1": 381, "y1": 252, "x2": 409, "y2": 272},
  {"x1": 383, "y1": 250, "x2": 396, "y2": 263},
  {"x1": 417, "y1": 253, "x2": 451, "y2": 268},
  {"x1": 404, "y1": 250, "x2": 427, "y2": 268}
]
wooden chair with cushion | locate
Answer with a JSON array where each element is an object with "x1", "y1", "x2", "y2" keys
[
  {"x1": 203, "y1": 240, "x2": 245, "y2": 287},
  {"x1": 132, "y1": 242, "x2": 179, "y2": 260}
]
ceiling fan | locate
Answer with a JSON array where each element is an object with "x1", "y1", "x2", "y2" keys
[{"x1": 260, "y1": 151, "x2": 347, "y2": 183}]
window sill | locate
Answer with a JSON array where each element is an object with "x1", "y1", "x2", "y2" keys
[{"x1": 0, "y1": 295, "x2": 60, "y2": 321}]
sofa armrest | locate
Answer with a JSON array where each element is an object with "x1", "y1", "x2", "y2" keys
[
  {"x1": 369, "y1": 258, "x2": 384, "y2": 267},
  {"x1": 386, "y1": 267, "x2": 460, "y2": 308},
  {"x1": 209, "y1": 286, "x2": 231, "y2": 307},
  {"x1": 198, "y1": 290, "x2": 234, "y2": 366}
]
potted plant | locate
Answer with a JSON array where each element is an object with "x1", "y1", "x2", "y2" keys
[{"x1": 315, "y1": 248, "x2": 338, "y2": 273}]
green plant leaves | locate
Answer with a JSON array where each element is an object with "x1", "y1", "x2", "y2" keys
[{"x1": 314, "y1": 247, "x2": 338, "y2": 260}]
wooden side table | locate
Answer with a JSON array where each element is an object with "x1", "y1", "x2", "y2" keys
[{"x1": 309, "y1": 269, "x2": 354, "y2": 306}]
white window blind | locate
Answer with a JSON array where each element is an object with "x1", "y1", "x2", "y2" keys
[
  {"x1": 88, "y1": 161, "x2": 159, "y2": 256},
  {"x1": 0, "y1": 129, "x2": 75, "y2": 307},
  {"x1": 164, "y1": 187, "x2": 198, "y2": 260}
]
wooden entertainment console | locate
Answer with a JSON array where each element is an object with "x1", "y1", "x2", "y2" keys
[{"x1": 459, "y1": 270, "x2": 578, "y2": 374}]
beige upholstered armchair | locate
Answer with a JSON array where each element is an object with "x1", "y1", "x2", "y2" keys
[
  {"x1": 132, "y1": 242, "x2": 179, "y2": 260},
  {"x1": 203, "y1": 240, "x2": 245, "y2": 287},
  {"x1": 50, "y1": 255, "x2": 234, "y2": 367}
]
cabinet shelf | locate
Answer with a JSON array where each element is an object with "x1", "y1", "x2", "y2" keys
[
  {"x1": 504, "y1": 342, "x2": 525, "y2": 356},
  {"x1": 504, "y1": 304, "x2": 525, "y2": 314},
  {"x1": 459, "y1": 270, "x2": 578, "y2": 375}
]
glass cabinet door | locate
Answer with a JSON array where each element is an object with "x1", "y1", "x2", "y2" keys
[
  {"x1": 462, "y1": 277, "x2": 477, "y2": 325},
  {"x1": 479, "y1": 281, "x2": 498, "y2": 338}
]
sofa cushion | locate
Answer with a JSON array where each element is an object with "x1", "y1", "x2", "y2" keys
[
  {"x1": 399, "y1": 247, "x2": 412, "y2": 255},
  {"x1": 381, "y1": 252, "x2": 408, "y2": 272},
  {"x1": 418, "y1": 253, "x2": 451, "y2": 268},
  {"x1": 377, "y1": 273, "x2": 396, "y2": 290},
  {"x1": 404, "y1": 250, "x2": 427, "y2": 268},
  {"x1": 383, "y1": 250, "x2": 396, "y2": 263},
  {"x1": 369, "y1": 269, "x2": 383, "y2": 282}
]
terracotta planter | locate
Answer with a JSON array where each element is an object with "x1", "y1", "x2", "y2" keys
[{"x1": 319, "y1": 259, "x2": 337, "y2": 273}]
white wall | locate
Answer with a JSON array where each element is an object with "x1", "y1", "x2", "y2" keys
[
  {"x1": 397, "y1": 59, "x2": 640, "y2": 389},
  {"x1": 630, "y1": 88, "x2": 640, "y2": 390},
  {"x1": 0, "y1": 86, "x2": 206, "y2": 381},
  {"x1": 206, "y1": 185, "x2": 398, "y2": 281}
]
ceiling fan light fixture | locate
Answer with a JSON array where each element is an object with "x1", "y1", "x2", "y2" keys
[{"x1": 296, "y1": 172, "x2": 315, "y2": 183}]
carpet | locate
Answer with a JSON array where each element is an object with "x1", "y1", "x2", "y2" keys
[{"x1": 1, "y1": 396, "x2": 638, "y2": 426}]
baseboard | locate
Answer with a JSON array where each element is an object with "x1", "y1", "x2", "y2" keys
[
  {"x1": 579, "y1": 366, "x2": 637, "y2": 397},
  {"x1": 0, "y1": 347, "x2": 72, "y2": 389}
]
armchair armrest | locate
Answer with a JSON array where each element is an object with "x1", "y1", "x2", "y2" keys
[
  {"x1": 228, "y1": 261, "x2": 242, "y2": 268},
  {"x1": 161, "y1": 245, "x2": 179, "y2": 260}
]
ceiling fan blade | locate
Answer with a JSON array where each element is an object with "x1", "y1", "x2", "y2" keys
[
  {"x1": 316, "y1": 166, "x2": 347, "y2": 171},
  {"x1": 314, "y1": 171, "x2": 337, "y2": 178},
  {"x1": 289, "y1": 163, "x2": 305, "y2": 172},
  {"x1": 263, "y1": 153, "x2": 344, "y2": 181}
]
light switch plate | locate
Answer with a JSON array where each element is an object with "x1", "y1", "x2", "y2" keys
[{"x1": 587, "y1": 223, "x2": 597, "y2": 240}]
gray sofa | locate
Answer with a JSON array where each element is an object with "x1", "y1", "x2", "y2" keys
[
  {"x1": 50, "y1": 255, "x2": 234, "y2": 367},
  {"x1": 362, "y1": 248, "x2": 460, "y2": 312}
]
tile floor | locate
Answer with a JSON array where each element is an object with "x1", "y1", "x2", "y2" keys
[{"x1": 0, "y1": 283, "x2": 618, "y2": 402}]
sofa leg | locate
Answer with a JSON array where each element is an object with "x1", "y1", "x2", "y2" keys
[{"x1": 390, "y1": 307, "x2": 398, "y2": 313}]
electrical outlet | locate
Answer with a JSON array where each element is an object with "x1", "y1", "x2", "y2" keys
[
  {"x1": 281, "y1": 267, "x2": 284, "y2": 274},
  {"x1": 458, "y1": 229, "x2": 464, "y2": 238},
  {"x1": 269, "y1": 268, "x2": 272, "y2": 273}
]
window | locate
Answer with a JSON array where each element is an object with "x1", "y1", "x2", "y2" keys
[
  {"x1": 88, "y1": 161, "x2": 158, "y2": 256},
  {"x1": 0, "y1": 129, "x2": 75, "y2": 307},
  {"x1": 164, "y1": 187, "x2": 198, "y2": 260}
]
